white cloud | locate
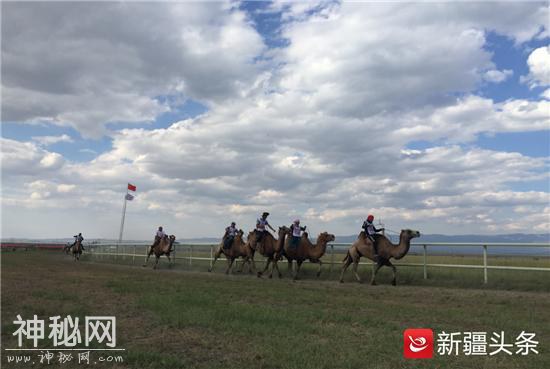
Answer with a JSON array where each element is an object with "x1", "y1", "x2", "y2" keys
[
  {"x1": 484, "y1": 69, "x2": 513, "y2": 83},
  {"x1": 2, "y1": 2, "x2": 549, "y2": 239},
  {"x1": 1, "y1": 1, "x2": 265, "y2": 138},
  {"x1": 1, "y1": 138, "x2": 66, "y2": 176},
  {"x1": 522, "y1": 46, "x2": 550, "y2": 87},
  {"x1": 32, "y1": 134, "x2": 73, "y2": 146},
  {"x1": 57, "y1": 184, "x2": 76, "y2": 193}
]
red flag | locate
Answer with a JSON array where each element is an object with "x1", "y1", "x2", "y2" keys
[{"x1": 128, "y1": 183, "x2": 136, "y2": 192}]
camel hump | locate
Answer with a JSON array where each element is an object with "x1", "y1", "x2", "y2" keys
[{"x1": 373, "y1": 234, "x2": 388, "y2": 243}]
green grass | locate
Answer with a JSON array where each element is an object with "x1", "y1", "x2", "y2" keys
[
  {"x1": 2, "y1": 250, "x2": 550, "y2": 369},
  {"x1": 83, "y1": 246, "x2": 550, "y2": 292}
]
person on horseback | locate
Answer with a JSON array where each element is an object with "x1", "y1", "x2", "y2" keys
[
  {"x1": 223, "y1": 222, "x2": 238, "y2": 249},
  {"x1": 256, "y1": 212, "x2": 275, "y2": 245},
  {"x1": 289, "y1": 219, "x2": 306, "y2": 249},
  {"x1": 362, "y1": 215, "x2": 384, "y2": 260}
]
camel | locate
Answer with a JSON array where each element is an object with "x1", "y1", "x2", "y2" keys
[
  {"x1": 72, "y1": 239, "x2": 82, "y2": 261},
  {"x1": 253, "y1": 227, "x2": 287, "y2": 279},
  {"x1": 143, "y1": 235, "x2": 176, "y2": 269},
  {"x1": 340, "y1": 229, "x2": 420, "y2": 285},
  {"x1": 208, "y1": 230, "x2": 256, "y2": 274},
  {"x1": 283, "y1": 230, "x2": 335, "y2": 280}
]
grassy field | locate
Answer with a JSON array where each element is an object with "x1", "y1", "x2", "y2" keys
[{"x1": 2, "y1": 249, "x2": 549, "y2": 369}]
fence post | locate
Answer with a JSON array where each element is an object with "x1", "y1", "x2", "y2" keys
[
  {"x1": 173, "y1": 244, "x2": 176, "y2": 266},
  {"x1": 189, "y1": 245, "x2": 193, "y2": 267},
  {"x1": 210, "y1": 245, "x2": 213, "y2": 269},
  {"x1": 483, "y1": 245, "x2": 488, "y2": 284},
  {"x1": 133, "y1": 244, "x2": 136, "y2": 265},
  {"x1": 330, "y1": 244, "x2": 334, "y2": 273},
  {"x1": 423, "y1": 244, "x2": 428, "y2": 280}
]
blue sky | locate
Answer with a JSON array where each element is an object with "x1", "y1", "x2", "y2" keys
[{"x1": 1, "y1": 1, "x2": 549, "y2": 239}]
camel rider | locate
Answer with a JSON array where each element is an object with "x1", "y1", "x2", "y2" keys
[
  {"x1": 223, "y1": 222, "x2": 238, "y2": 249},
  {"x1": 256, "y1": 212, "x2": 276, "y2": 245},
  {"x1": 72, "y1": 233, "x2": 85, "y2": 250},
  {"x1": 289, "y1": 219, "x2": 306, "y2": 249},
  {"x1": 154, "y1": 226, "x2": 166, "y2": 245},
  {"x1": 362, "y1": 215, "x2": 384, "y2": 259}
]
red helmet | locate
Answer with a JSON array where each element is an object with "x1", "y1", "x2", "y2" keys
[{"x1": 367, "y1": 214, "x2": 374, "y2": 222}]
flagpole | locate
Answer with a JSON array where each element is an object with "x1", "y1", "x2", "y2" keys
[{"x1": 118, "y1": 186, "x2": 128, "y2": 245}]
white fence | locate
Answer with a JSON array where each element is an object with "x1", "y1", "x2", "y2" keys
[{"x1": 85, "y1": 242, "x2": 550, "y2": 284}]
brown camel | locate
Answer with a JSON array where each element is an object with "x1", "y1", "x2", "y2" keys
[
  {"x1": 340, "y1": 229, "x2": 420, "y2": 285},
  {"x1": 208, "y1": 230, "x2": 256, "y2": 274},
  {"x1": 143, "y1": 235, "x2": 176, "y2": 269},
  {"x1": 72, "y1": 239, "x2": 82, "y2": 261},
  {"x1": 283, "y1": 230, "x2": 335, "y2": 280},
  {"x1": 254, "y1": 227, "x2": 287, "y2": 279}
]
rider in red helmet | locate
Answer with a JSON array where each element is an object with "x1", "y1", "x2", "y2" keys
[{"x1": 362, "y1": 214, "x2": 385, "y2": 260}]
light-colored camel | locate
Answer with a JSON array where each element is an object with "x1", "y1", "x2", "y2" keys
[
  {"x1": 208, "y1": 230, "x2": 256, "y2": 274},
  {"x1": 283, "y1": 231, "x2": 335, "y2": 280},
  {"x1": 340, "y1": 229, "x2": 420, "y2": 285},
  {"x1": 72, "y1": 239, "x2": 82, "y2": 261},
  {"x1": 143, "y1": 235, "x2": 176, "y2": 269},
  {"x1": 254, "y1": 227, "x2": 287, "y2": 279}
]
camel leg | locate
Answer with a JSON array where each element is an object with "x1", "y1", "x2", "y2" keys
[
  {"x1": 257, "y1": 259, "x2": 271, "y2": 278},
  {"x1": 370, "y1": 261, "x2": 383, "y2": 285},
  {"x1": 237, "y1": 258, "x2": 244, "y2": 273},
  {"x1": 208, "y1": 249, "x2": 223, "y2": 272},
  {"x1": 246, "y1": 257, "x2": 254, "y2": 274},
  {"x1": 315, "y1": 260, "x2": 323, "y2": 277},
  {"x1": 250, "y1": 257, "x2": 256, "y2": 273},
  {"x1": 268, "y1": 258, "x2": 279, "y2": 279},
  {"x1": 385, "y1": 260, "x2": 398, "y2": 286},
  {"x1": 225, "y1": 258, "x2": 235, "y2": 274},
  {"x1": 294, "y1": 260, "x2": 304, "y2": 280},
  {"x1": 166, "y1": 254, "x2": 172, "y2": 267},
  {"x1": 143, "y1": 248, "x2": 154, "y2": 267},
  {"x1": 339, "y1": 256, "x2": 353, "y2": 283},
  {"x1": 267, "y1": 258, "x2": 274, "y2": 279},
  {"x1": 287, "y1": 259, "x2": 293, "y2": 276},
  {"x1": 240, "y1": 257, "x2": 248, "y2": 274},
  {"x1": 352, "y1": 259, "x2": 362, "y2": 283},
  {"x1": 243, "y1": 255, "x2": 256, "y2": 273},
  {"x1": 273, "y1": 259, "x2": 282, "y2": 278},
  {"x1": 154, "y1": 256, "x2": 160, "y2": 269}
]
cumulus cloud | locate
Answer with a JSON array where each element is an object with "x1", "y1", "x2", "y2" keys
[
  {"x1": 1, "y1": 1, "x2": 265, "y2": 138},
  {"x1": 1, "y1": 138, "x2": 65, "y2": 176},
  {"x1": 32, "y1": 134, "x2": 73, "y2": 146},
  {"x1": 484, "y1": 69, "x2": 513, "y2": 83},
  {"x1": 522, "y1": 46, "x2": 550, "y2": 87},
  {"x1": 2, "y1": 1, "x2": 549, "y2": 238}
]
